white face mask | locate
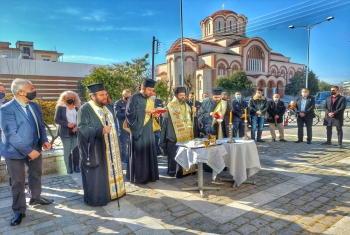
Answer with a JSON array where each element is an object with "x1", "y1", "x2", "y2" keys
[
  {"x1": 302, "y1": 92, "x2": 308, "y2": 97},
  {"x1": 150, "y1": 96, "x2": 156, "y2": 100},
  {"x1": 274, "y1": 98, "x2": 279, "y2": 102}
]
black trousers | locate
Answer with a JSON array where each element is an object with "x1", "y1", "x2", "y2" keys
[
  {"x1": 5, "y1": 144, "x2": 42, "y2": 213},
  {"x1": 326, "y1": 125, "x2": 343, "y2": 144},
  {"x1": 233, "y1": 120, "x2": 245, "y2": 138},
  {"x1": 297, "y1": 116, "x2": 313, "y2": 142}
]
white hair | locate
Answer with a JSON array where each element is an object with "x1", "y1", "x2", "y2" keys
[{"x1": 11, "y1": 78, "x2": 33, "y2": 95}]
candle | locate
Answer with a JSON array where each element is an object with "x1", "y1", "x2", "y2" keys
[
  {"x1": 229, "y1": 110, "x2": 232, "y2": 123},
  {"x1": 244, "y1": 108, "x2": 247, "y2": 121}
]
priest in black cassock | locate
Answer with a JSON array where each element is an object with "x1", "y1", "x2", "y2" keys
[
  {"x1": 77, "y1": 83, "x2": 126, "y2": 206},
  {"x1": 198, "y1": 87, "x2": 230, "y2": 172},
  {"x1": 159, "y1": 87, "x2": 195, "y2": 178},
  {"x1": 198, "y1": 87, "x2": 230, "y2": 138},
  {"x1": 125, "y1": 78, "x2": 160, "y2": 184}
]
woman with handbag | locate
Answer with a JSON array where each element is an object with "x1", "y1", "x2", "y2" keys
[{"x1": 54, "y1": 91, "x2": 82, "y2": 174}]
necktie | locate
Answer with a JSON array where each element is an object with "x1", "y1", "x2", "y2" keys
[{"x1": 26, "y1": 105, "x2": 39, "y2": 145}]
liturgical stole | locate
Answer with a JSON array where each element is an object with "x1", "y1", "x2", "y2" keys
[
  {"x1": 211, "y1": 100, "x2": 228, "y2": 139},
  {"x1": 167, "y1": 97, "x2": 194, "y2": 143}
]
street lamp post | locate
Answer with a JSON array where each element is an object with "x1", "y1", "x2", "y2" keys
[{"x1": 289, "y1": 16, "x2": 334, "y2": 88}]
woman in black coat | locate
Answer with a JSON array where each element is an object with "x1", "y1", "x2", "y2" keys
[{"x1": 54, "y1": 91, "x2": 82, "y2": 174}]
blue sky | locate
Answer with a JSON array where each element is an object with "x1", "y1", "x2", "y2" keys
[{"x1": 1, "y1": 0, "x2": 349, "y2": 84}]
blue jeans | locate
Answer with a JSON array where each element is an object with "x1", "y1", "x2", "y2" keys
[{"x1": 251, "y1": 115, "x2": 265, "y2": 140}]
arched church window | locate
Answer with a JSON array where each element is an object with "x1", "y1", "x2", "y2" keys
[
  {"x1": 218, "y1": 64, "x2": 225, "y2": 76},
  {"x1": 248, "y1": 47, "x2": 263, "y2": 72},
  {"x1": 218, "y1": 22, "x2": 221, "y2": 32},
  {"x1": 271, "y1": 69, "x2": 276, "y2": 76},
  {"x1": 208, "y1": 24, "x2": 210, "y2": 34},
  {"x1": 230, "y1": 21, "x2": 232, "y2": 31}
]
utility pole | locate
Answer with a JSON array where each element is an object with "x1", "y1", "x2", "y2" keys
[
  {"x1": 180, "y1": 0, "x2": 184, "y2": 86},
  {"x1": 151, "y1": 36, "x2": 160, "y2": 80}
]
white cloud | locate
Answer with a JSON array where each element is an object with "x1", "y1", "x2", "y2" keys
[
  {"x1": 81, "y1": 10, "x2": 107, "y2": 22},
  {"x1": 142, "y1": 11, "x2": 154, "y2": 17},
  {"x1": 63, "y1": 55, "x2": 118, "y2": 64},
  {"x1": 76, "y1": 25, "x2": 147, "y2": 32},
  {"x1": 57, "y1": 8, "x2": 81, "y2": 15}
]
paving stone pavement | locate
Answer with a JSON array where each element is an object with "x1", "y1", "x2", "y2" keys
[{"x1": 1, "y1": 127, "x2": 350, "y2": 234}]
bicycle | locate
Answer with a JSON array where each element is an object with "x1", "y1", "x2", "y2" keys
[{"x1": 313, "y1": 109, "x2": 323, "y2": 126}]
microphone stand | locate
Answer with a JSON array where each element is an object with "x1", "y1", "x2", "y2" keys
[{"x1": 104, "y1": 113, "x2": 120, "y2": 210}]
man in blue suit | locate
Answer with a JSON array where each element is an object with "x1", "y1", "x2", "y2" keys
[
  {"x1": 231, "y1": 91, "x2": 247, "y2": 138},
  {"x1": 0, "y1": 78, "x2": 53, "y2": 226}
]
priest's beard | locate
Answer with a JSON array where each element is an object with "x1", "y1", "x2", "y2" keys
[
  {"x1": 141, "y1": 91, "x2": 150, "y2": 98},
  {"x1": 177, "y1": 97, "x2": 186, "y2": 104},
  {"x1": 93, "y1": 97, "x2": 107, "y2": 107}
]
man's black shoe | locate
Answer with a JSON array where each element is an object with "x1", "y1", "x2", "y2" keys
[
  {"x1": 67, "y1": 167, "x2": 73, "y2": 174},
  {"x1": 295, "y1": 140, "x2": 303, "y2": 143},
  {"x1": 10, "y1": 213, "x2": 25, "y2": 226},
  {"x1": 257, "y1": 139, "x2": 265, "y2": 143},
  {"x1": 280, "y1": 139, "x2": 287, "y2": 142},
  {"x1": 338, "y1": 144, "x2": 344, "y2": 149},
  {"x1": 29, "y1": 197, "x2": 54, "y2": 206},
  {"x1": 272, "y1": 139, "x2": 276, "y2": 142},
  {"x1": 321, "y1": 141, "x2": 332, "y2": 145},
  {"x1": 307, "y1": 141, "x2": 311, "y2": 144}
]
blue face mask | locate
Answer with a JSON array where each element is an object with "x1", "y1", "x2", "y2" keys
[
  {"x1": 236, "y1": 95, "x2": 241, "y2": 100},
  {"x1": 0, "y1": 92, "x2": 5, "y2": 99}
]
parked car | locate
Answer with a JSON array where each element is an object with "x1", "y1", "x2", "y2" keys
[{"x1": 315, "y1": 91, "x2": 331, "y2": 104}]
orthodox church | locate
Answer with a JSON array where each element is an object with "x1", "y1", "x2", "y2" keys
[{"x1": 156, "y1": 9, "x2": 304, "y2": 98}]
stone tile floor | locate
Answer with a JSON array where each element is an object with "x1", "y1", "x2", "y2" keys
[{"x1": 0, "y1": 133, "x2": 350, "y2": 234}]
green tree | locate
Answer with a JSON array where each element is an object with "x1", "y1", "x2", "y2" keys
[
  {"x1": 215, "y1": 70, "x2": 253, "y2": 96},
  {"x1": 122, "y1": 54, "x2": 151, "y2": 93},
  {"x1": 154, "y1": 80, "x2": 170, "y2": 103},
  {"x1": 82, "y1": 66, "x2": 133, "y2": 101},
  {"x1": 318, "y1": 81, "x2": 332, "y2": 91},
  {"x1": 285, "y1": 70, "x2": 319, "y2": 96}
]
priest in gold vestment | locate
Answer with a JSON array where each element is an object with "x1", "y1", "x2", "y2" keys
[{"x1": 159, "y1": 87, "x2": 195, "y2": 178}]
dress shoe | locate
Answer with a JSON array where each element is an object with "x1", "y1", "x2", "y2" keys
[
  {"x1": 74, "y1": 166, "x2": 80, "y2": 173},
  {"x1": 280, "y1": 139, "x2": 287, "y2": 142},
  {"x1": 10, "y1": 213, "x2": 25, "y2": 226},
  {"x1": 338, "y1": 144, "x2": 344, "y2": 149},
  {"x1": 67, "y1": 167, "x2": 73, "y2": 174},
  {"x1": 257, "y1": 139, "x2": 265, "y2": 143},
  {"x1": 29, "y1": 196, "x2": 54, "y2": 206},
  {"x1": 272, "y1": 138, "x2": 276, "y2": 142},
  {"x1": 321, "y1": 141, "x2": 332, "y2": 145},
  {"x1": 295, "y1": 140, "x2": 303, "y2": 143},
  {"x1": 307, "y1": 141, "x2": 311, "y2": 144}
]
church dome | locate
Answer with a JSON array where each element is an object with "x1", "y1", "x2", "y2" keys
[{"x1": 210, "y1": 10, "x2": 237, "y2": 18}]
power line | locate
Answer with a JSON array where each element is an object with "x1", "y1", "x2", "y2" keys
[
  {"x1": 161, "y1": 0, "x2": 331, "y2": 44},
  {"x1": 158, "y1": 1, "x2": 349, "y2": 52}
]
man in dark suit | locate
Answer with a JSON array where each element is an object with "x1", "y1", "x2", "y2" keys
[
  {"x1": 267, "y1": 94, "x2": 287, "y2": 142},
  {"x1": 0, "y1": 82, "x2": 11, "y2": 185},
  {"x1": 322, "y1": 86, "x2": 346, "y2": 148},
  {"x1": 187, "y1": 91, "x2": 202, "y2": 137},
  {"x1": 0, "y1": 78, "x2": 53, "y2": 226},
  {"x1": 114, "y1": 89, "x2": 131, "y2": 163},
  {"x1": 231, "y1": 91, "x2": 247, "y2": 137},
  {"x1": 294, "y1": 88, "x2": 315, "y2": 144}
]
